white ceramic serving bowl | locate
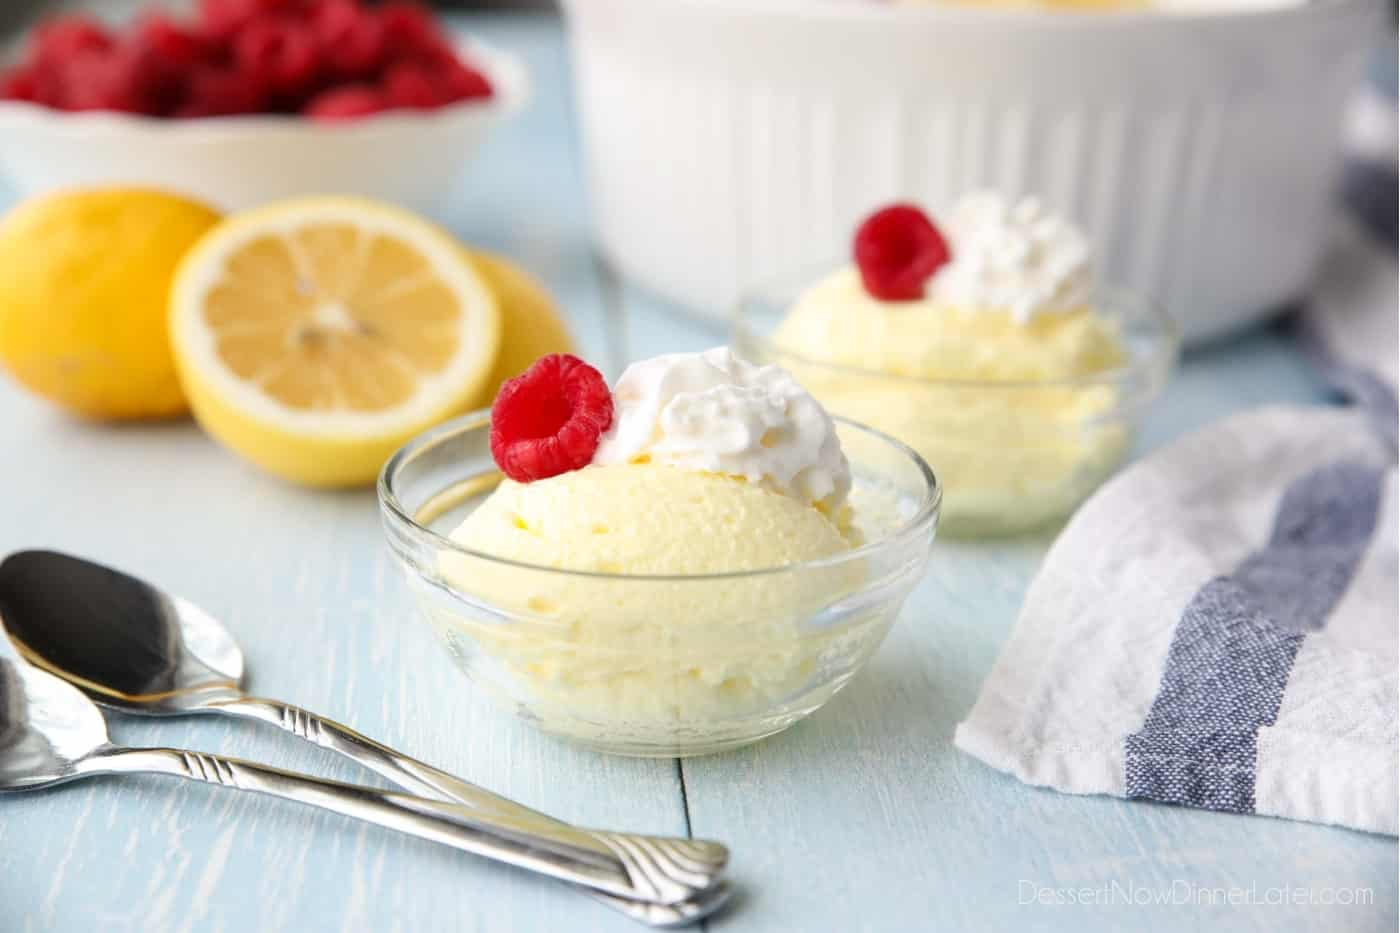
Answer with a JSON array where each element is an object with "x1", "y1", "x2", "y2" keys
[
  {"x1": 0, "y1": 39, "x2": 527, "y2": 213},
  {"x1": 563, "y1": 0, "x2": 1382, "y2": 343}
]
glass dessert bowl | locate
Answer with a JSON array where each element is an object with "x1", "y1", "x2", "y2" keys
[
  {"x1": 379, "y1": 410, "x2": 939, "y2": 758},
  {"x1": 736, "y1": 281, "x2": 1175, "y2": 537},
  {"x1": 735, "y1": 195, "x2": 1179, "y2": 538}
]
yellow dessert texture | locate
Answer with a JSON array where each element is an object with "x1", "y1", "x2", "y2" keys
[
  {"x1": 436, "y1": 463, "x2": 877, "y2": 742},
  {"x1": 772, "y1": 266, "x2": 1129, "y2": 534},
  {"x1": 451, "y1": 463, "x2": 850, "y2": 574},
  {"x1": 776, "y1": 266, "x2": 1123, "y2": 381}
]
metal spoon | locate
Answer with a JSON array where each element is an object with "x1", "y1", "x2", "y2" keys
[
  {"x1": 0, "y1": 550, "x2": 730, "y2": 927},
  {"x1": 0, "y1": 650, "x2": 728, "y2": 912}
]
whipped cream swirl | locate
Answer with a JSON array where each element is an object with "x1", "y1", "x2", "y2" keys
[
  {"x1": 932, "y1": 191, "x2": 1092, "y2": 323},
  {"x1": 593, "y1": 348, "x2": 851, "y2": 512}
]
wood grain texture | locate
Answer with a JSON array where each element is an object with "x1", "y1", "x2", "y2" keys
[{"x1": 0, "y1": 10, "x2": 1395, "y2": 933}]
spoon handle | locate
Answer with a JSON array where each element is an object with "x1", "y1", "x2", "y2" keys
[
  {"x1": 209, "y1": 696, "x2": 567, "y2": 827},
  {"x1": 80, "y1": 744, "x2": 726, "y2": 907},
  {"x1": 205, "y1": 697, "x2": 728, "y2": 927}
]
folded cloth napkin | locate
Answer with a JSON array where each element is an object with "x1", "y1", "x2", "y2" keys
[
  {"x1": 955, "y1": 406, "x2": 1397, "y2": 834},
  {"x1": 955, "y1": 211, "x2": 1399, "y2": 835}
]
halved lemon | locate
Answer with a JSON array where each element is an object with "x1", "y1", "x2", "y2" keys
[{"x1": 170, "y1": 197, "x2": 501, "y2": 487}]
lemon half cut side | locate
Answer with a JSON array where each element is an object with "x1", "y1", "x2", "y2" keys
[{"x1": 170, "y1": 197, "x2": 501, "y2": 488}]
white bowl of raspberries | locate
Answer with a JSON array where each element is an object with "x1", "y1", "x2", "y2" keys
[{"x1": 0, "y1": 0, "x2": 527, "y2": 212}]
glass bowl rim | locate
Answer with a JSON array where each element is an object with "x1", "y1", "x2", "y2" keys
[
  {"x1": 733, "y1": 272, "x2": 1180, "y2": 392},
  {"x1": 377, "y1": 410, "x2": 942, "y2": 583}
]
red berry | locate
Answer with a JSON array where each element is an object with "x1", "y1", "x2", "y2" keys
[
  {"x1": 327, "y1": 21, "x2": 386, "y2": 80},
  {"x1": 60, "y1": 66, "x2": 139, "y2": 113},
  {"x1": 383, "y1": 63, "x2": 440, "y2": 109},
  {"x1": 198, "y1": 0, "x2": 297, "y2": 41},
  {"x1": 330, "y1": 18, "x2": 386, "y2": 79},
  {"x1": 305, "y1": 0, "x2": 359, "y2": 34},
  {"x1": 175, "y1": 64, "x2": 265, "y2": 117},
  {"x1": 379, "y1": 3, "x2": 440, "y2": 58},
  {"x1": 31, "y1": 16, "x2": 113, "y2": 70},
  {"x1": 440, "y1": 61, "x2": 492, "y2": 103},
  {"x1": 308, "y1": 0, "x2": 384, "y2": 78},
  {"x1": 490, "y1": 354, "x2": 614, "y2": 483},
  {"x1": 29, "y1": 67, "x2": 68, "y2": 108},
  {"x1": 124, "y1": 23, "x2": 204, "y2": 116},
  {"x1": 303, "y1": 84, "x2": 385, "y2": 120},
  {"x1": 0, "y1": 67, "x2": 38, "y2": 103},
  {"x1": 52, "y1": 44, "x2": 168, "y2": 114},
  {"x1": 136, "y1": 15, "x2": 208, "y2": 72},
  {"x1": 234, "y1": 18, "x2": 320, "y2": 97},
  {"x1": 852, "y1": 204, "x2": 951, "y2": 302}
]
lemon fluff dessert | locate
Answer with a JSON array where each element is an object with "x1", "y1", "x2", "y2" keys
[
  {"x1": 771, "y1": 193, "x2": 1131, "y2": 535},
  {"x1": 431, "y1": 349, "x2": 899, "y2": 751}
]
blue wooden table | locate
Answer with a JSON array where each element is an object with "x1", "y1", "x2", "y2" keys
[{"x1": 0, "y1": 13, "x2": 1395, "y2": 933}]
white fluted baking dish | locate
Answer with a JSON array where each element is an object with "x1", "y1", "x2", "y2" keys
[{"x1": 563, "y1": 0, "x2": 1382, "y2": 343}]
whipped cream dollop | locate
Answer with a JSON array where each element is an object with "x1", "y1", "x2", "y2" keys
[
  {"x1": 593, "y1": 348, "x2": 851, "y2": 512},
  {"x1": 932, "y1": 191, "x2": 1093, "y2": 323}
]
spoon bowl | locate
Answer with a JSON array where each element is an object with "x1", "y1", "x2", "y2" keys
[
  {"x1": 0, "y1": 550, "x2": 242, "y2": 711},
  {"x1": 0, "y1": 653, "x2": 109, "y2": 789}
]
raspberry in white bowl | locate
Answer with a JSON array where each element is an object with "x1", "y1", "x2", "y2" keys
[
  {"x1": 0, "y1": 1, "x2": 526, "y2": 210},
  {"x1": 0, "y1": 0, "x2": 493, "y2": 120}
]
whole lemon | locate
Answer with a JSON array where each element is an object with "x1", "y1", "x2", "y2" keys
[
  {"x1": 465, "y1": 251, "x2": 576, "y2": 408},
  {"x1": 0, "y1": 188, "x2": 221, "y2": 419}
]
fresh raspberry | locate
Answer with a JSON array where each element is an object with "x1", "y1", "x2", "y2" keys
[
  {"x1": 195, "y1": 0, "x2": 244, "y2": 41},
  {"x1": 198, "y1": 0, "x2": 299, "y2": 41},
  {"x1": 303, "y1": 84, "x2": 385, "y2": 120},
  {"x1": 328, "y1": 17, "x2": 386, "y2": 79},
  {"x1": 0, "y1": 67, "x2": 38, "y2": 103},
  {"x1": 383, "y1": 63, "x2": 440, "y2": 109},
  {"x1": 853, "y1": 203, "x2": 951, "y2": 302},
  {"x1": 133, "y1": 20, "x2": 211, "y2": 115},
  {"x1": 308, "y1": 0, "x2": 384, "y2": 78},
  {"x1": 234, "y1": 18, "x2": 321, "y2": 98},
  {"x1": 58, "y1": 57, "x2": 140, "y2": 112},
  {"x1": 49, "y1": 41, "x2": 175, "y2": 115},
  {"x1": 379, "y1": 3, "x2": 440, "y2": 58},
  {"x1": 175, "y1": 64, "x2": 266, "y2": 117},
  {"x1": 490, "y1": 354, "x2": 614, "y2": 483},
  {"x1": 305, "y1": 0, "x2": 358, "y2": 34},
  {"x1": 31, "y1": 16, "x2": 113, "y2": 71},
  {"x1": 440, "y1": 61, "x2": 492, "y2": 103},
  {"x1": 135, "y1": 15, "x2": 208, "y2": 72},
  {"x1": 29, "y1": 66, "x2": 68, "y2": 108}
]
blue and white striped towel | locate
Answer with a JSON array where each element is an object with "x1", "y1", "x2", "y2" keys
[{"x1": 955, "y1": 211, "x2": 1398, "y2": 835}]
